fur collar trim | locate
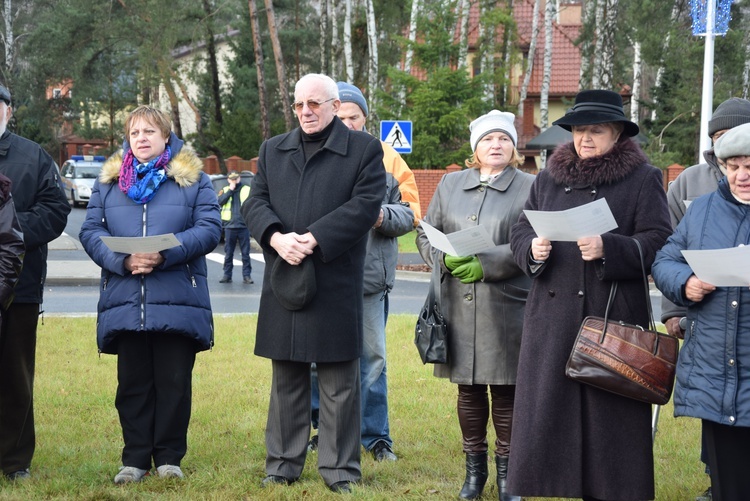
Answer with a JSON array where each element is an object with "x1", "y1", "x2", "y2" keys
[
  {"x1": 546, "y1": 139, "x2": 649, "y2": 187},
  {"x1": 99, "y1": 147, "x2": 203, "y2": 187}
]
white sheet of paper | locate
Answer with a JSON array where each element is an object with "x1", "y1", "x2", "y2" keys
[
  {"x1": 100, "y1": 234, "x2": 181, "y2": 254},
  {"x1": 419, "y1": 221, "x2": 495, "y2": 257},
  {"x1": 523, "y1": 198, "x2": 618, "y2": 242},
  {"x1": 681, "y1": 246, "x2": 750, "y2": 287}
]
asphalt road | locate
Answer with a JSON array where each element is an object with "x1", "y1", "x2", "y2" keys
[{"x1": 43, "y1": 207, "x2": 430, "y2": 316}]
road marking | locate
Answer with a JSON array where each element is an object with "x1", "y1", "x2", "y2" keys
[{"x1": 207, "y1": 252, "x2": 265, "y2": 266}]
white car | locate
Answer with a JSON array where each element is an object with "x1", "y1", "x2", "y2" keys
[{"x1": 60, "y1": 155, "x2": 105, "y2": 207}]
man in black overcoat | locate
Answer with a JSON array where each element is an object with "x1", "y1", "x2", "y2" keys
[{"x1": 242, "y1": 73, "x2": 385, "y2": 493}]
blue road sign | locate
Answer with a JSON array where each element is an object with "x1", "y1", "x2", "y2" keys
[{"x1": 380, "y1": 120, "x2": 412, "y2": 154}]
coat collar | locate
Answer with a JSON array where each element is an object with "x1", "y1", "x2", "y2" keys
[
  {"x1": 546, "y1": 139, "x2": 649, "y2": 188},
  {"x1": 99, "y1": 133, "x2": 203, "y2": 187},
  {"x1": 276, "y1": 117, "x2": 351, "y2": 157},
  {"x1": 461, "y1": 165, "x2": 520, "y2": 192},
  {"x1": 0, "y1": 130, "x2": 12, "y2": 156}
]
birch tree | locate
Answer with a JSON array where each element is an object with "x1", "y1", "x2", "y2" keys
[
  {"x1": 344, "y1": 0, "x2": 353, "y2": 82},
  {"x1": 479, "y1": 0, "x2": 496, "y2": 102},
  {"x1": 518, "y1": 0, "x2": 540, "y2": 119},
  {"x1": 398, "y1": 0, "x2": 420, "y2": 109},
  {"x1": 599, "y1": 0, "x2": 618, "y2": 89},
  {"x1": 578, "y1": 0, "x2": 595, "y2": 89},
  {"x1": 264, "y1": 0, "x2": 293, "y2": 130},
  {"x1": 540, "y1": 0, "x2": 555, "y2": 168},
  {"x1": 365, "y1": 0, "x2": 379, "y2": 107},
  {"x1": 650, "y1": 1, "x2": 680, "y2": 121},
  {"x1": 631, "y1": 38, "x2": 641, "y2": 123},
  {"x1": 591, "y1": 0, "x2": 605, "y2": 88},
  {"x1": 457, "y1": 0, "x2": 470, "y2": 70},
  {"x1": 248, "y1": 0, "x2": 270, "y2": 140},
  {"x1": 319, "y1": 0, "x2": 329, "y2": 74}
]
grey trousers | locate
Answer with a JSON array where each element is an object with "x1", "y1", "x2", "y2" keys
[{"x1": 265, "y1": 359, "x2": 361, "y2": 485}]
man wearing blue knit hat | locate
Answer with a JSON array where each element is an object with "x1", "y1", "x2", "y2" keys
[{"x1": 308, "y1": 82, "x2": 420, "y2": 462}]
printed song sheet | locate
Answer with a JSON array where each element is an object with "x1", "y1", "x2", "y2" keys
[
  {"x1": 523, "y1": 198, "x2": 618, "y2": 241},
  {"x1": 101, "y1": 234, "x2": 181, "y2": 254},
  {"x1": 681, "y1": 246, "x2": 750, "y2": 287},
  {"x1": 419, "y1": 221, "x2": 495, "y2": 257}
]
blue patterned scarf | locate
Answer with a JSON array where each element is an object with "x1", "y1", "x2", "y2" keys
[{"x1": 118, "y1": 145, "x2": 172, "y2": 204}]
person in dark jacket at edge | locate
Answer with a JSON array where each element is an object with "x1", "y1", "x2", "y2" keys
[
  {"x1": 660, "y1": 97, "x2": 750, "y2": 501},
  {"x1": 0, "y1": 83, "x2": 70, "y2": 481},
  {"x1": 242, "y1": 73, "x2": 385, "y2": 494},
  {"x1": 79, "y1": 105, "x2": 221, "y2": 485},
  {"x1": 217, "y1": 170, "x2": 254, "y2": 284}
]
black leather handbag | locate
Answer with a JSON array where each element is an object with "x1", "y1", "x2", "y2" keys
[{"x1": 414, "y1": 260, "x2": 448, "y2": 364}]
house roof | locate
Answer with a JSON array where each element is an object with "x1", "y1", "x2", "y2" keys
[{"x1": 466, "y1": 0, "x2": 582, "y2": 97}]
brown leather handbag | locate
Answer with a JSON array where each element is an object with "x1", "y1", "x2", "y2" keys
[{"x1": 565, "y1": 239, "x2": 679, "y2": 405}]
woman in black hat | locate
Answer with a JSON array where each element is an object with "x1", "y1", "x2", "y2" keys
[{"x1": 507, "y1": 90, "x2": 672, "y2": 500}]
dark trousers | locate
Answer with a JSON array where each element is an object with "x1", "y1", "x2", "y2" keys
[
  {"x1": 115, "y1": 332, "x2": 196, "y2": 469},
  {"x1": 702, "y1": 419, "x2": 750, "y2": 501},
  {"x1": 457, "y1": 384, "x2": 515, "y2": 456},
  {"x1": 0, "y1": 303, "x2": 39, "y2": 474},
  {"x1": 222, "y1": 227, "x2": 252, "y2": 279},
  {"x1": 265, "y1": 359, "x2": 361, "y2": 485}
]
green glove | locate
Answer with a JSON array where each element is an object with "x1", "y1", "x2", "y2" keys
[
  {"x1": 444, "y1": 254, "x2": 474, "y2": 271},
  {"x1": 451, "y1": 256, "x2": 484, "y2": 283}
]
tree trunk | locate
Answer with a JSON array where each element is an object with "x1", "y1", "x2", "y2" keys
[
  {"x1": 399, "y1": 0, "x2": 420, "y2": 109},
  {"x1": 578, "y1": 0, "x2": 595, "y2": 89},
  {"x1": 518, "y1": 0, "x2": 540, "y2": 119},
  {"x1": 202, "y1": 0, "x2": 223, "y2": 127},
  {"x1": 248, "y1": 0, "x2": 270, "y2": 140},
  {"x1": 631, "y1": 38, "x2": 641, "y2": 123},
  {"x1": 264, "y1": 0, "x2": 293, "y2": 130},
  {"x1": 651, "y1": 1, "x2": 680, "y2": 121},
  {"x1": 540, "y1": 0, "x2": 555, "y2": 168},
  {"x1": 458, "y1": 0, "x2": 470, "y2": 70},
  {"x1": 591, "y1": 0, "x2": 605, "y2": 88},
  {"x1": 344, "y1": 0, "x2": 353, "y2": 82},
  {"x1": 598, "y1": 0, "x2": 617, "y2": 89},
  {"x1": 2, "y1": 0, "x2": 13, "y2": 79},
  {"x1": 743, "y1": 36, "x2": 750, "y2": 99},
  {"x1": 331, "y1": 0, "x2": 340, "y2": 80},
  {"x1": 365, "y1": 0, "x2": 378, "y2": 110},
  {"x1": 480, "y1": 0, "x2": 495, "y2": 103},
  {"x1": 319, "y1": 0, "x2": 329, "y2": 74},
  {"x1": 500, "y1": 0, "x2": 514, "y2": 107}
]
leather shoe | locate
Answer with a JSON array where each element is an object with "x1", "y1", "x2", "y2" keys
[
  {"x1": 329, "y1": 480, "x2": 353, "y2": 493},
  {"x1": 5, "y1": 469, "x2": 30, "y2": 481},
  {"x1": 261, "y1": 475, "x2": 294, "y2": 487},
  {"x1": 243, "y1": 277, "x2": 254, "y2": 284},
  {"x1": 219, "y1": 276, "x2": 232, "y2": 283},
  {"x1": 371, "y1": 440, "x2": 397, "y2": 461}
]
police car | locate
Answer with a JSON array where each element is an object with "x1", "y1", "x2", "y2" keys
[{"x1": 60, "y1": 155, "x2": 106, "y2": 207}]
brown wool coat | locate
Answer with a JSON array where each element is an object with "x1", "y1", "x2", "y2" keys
[{"x1": 507, "y1": 139, "x2": 672, "y2": 500}]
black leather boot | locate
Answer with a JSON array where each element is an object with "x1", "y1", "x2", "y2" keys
[
  {"x1": 496, "y1": 455, "x2": 521, "y2": 501},
  {"x1": 459, "y1": 452, "x2": 488, "y2": 499}
]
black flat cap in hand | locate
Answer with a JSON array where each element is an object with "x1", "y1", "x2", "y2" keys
[{"x1": 270, "y1": 256, "x2": 317, "y2": 311}]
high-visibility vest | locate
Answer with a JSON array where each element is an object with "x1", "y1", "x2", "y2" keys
[{"x1": 220, "y1": 184, "x2": 251, "y2": 222}]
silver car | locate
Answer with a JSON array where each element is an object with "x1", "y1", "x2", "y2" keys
[{"x1": 60, "y1": 155, "x2": 105, "y2": 207}]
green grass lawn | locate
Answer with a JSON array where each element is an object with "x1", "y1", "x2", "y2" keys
[
  {"x1": 0, "y1": 315, "x2": 705, "y2": 500},
  {"x1": 398, "y1": 230, "x2": 419, "y2": 254}
]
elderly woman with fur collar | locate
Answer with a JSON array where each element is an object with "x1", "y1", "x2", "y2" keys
[
  {"x1": 508, "y1": 90, "x2": 671, "y2": 501},
  {"x1": 79, "y1": 106, "x2": 221, "y2": 485}
]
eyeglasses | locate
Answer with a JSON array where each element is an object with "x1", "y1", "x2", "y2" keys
[{"x1": 291, "y1": 98, "x2": 335, "y2": 111}]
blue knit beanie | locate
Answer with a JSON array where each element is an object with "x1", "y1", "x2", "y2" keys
[{"x1": 336, "y1": 82, "x2": 368, "y2": 117}]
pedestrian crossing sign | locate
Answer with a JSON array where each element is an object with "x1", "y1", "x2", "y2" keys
[{"x1": 380, "y1": 120, "x2": 412, "y2": 154}]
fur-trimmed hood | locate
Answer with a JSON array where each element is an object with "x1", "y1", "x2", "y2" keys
[
  {"x1": 546, "y1": 138, "x2": 649, "y2": 188},
  {"x1": 99, "y1": 132, "x2": 203, "y2": 187}
]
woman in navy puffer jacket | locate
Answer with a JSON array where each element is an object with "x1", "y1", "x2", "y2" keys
[
  {"x1": 79, "y1": 106, "x2": 221, "y2": 485},
  {"x1": 652, "y1": 122, "x2": 750, "y2": 501}
]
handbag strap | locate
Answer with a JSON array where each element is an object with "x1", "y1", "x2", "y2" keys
[
  {"x1": 602, "y1": 238, "x2": 656, "y2": 332},
  {"x1": 633, "y1": 238, "x2": 657, "y2": 332},
  {"x1": 604, "y1": 238, "x2": 656, "y2": 331},
  {"x1": 429, "y1": 251, "x2": 443, "y2": 309}
]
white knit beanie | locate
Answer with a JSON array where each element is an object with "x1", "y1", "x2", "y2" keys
[{"x1": 470, "y1": 110, "x2": 518, "y2": 151}]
